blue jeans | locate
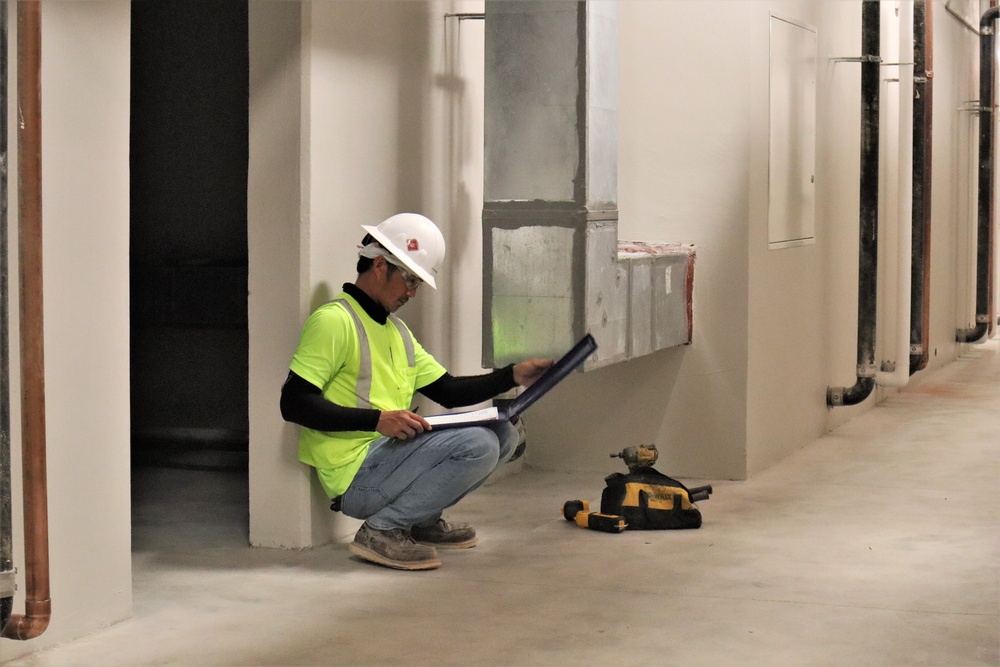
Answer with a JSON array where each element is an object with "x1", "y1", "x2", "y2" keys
[{"x1": 340, "y1": 421, "x2": 519, "y2": 531}]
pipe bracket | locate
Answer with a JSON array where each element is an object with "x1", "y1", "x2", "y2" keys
[
  {"x1": 830, "y1": 55, "x2": 883, "y2": 63},
  {"x1": 0, "y1": 570, "x2": 16, "y2": 598},
  {"x1": 960, "y1": 100, "x2": 981, "y2": 114},
  {"x1": 826, "y1": 387, "x2": 845, "y2": 406},
  {"x1": 856, "y1": 364, "x2": 877, "y2": 378}
]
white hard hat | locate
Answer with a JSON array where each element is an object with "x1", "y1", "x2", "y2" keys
[{"x1": 361, "y1": 213, "x2": 446, "y2": 289}]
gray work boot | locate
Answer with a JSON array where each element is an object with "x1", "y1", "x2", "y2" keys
[
  {"x1": 349, "y1": 523, "x2": 441, "y2": 570},
  {"x1": 411, "y1": 518, "x2": 478, "y2": 549}
]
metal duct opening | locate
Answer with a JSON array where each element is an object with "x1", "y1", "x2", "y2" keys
[
  {"x1": 482, "y1": 2, "x2": 695, "y2": 369},
  {"x1": 956, "y1": 6, "x2": 999, "y2": 344},
  {"x1": 828, "y1": 0, "x2": 881, "y2": 407}
]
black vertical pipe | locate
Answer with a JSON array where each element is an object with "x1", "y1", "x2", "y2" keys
[
  {"x1": 956, "y1": 6, "x2": 999, "y2": 343},
  {"x1": 910, "y1": 0, "x2": 933, "y2": 373},
  {"x1": 0, "y1": 0, "x2": 13, "y2": 633},
  {"x1": 829, "y1": 0, "x2": 881, "y2": 407}
]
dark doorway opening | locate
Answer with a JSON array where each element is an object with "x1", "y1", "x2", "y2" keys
[{"x1": 129, "y1": 1, "x2": 249, "y2": 478}]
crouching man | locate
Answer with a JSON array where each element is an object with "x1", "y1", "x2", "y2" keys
[{"x1": 280, "y1": 213, "x2": 552, "y2": 570}]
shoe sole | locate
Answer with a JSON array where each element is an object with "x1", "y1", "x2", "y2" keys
[
  {"x1": 414, "y1": 536, "x2": 479, "y2": 550},
  {"x1": 348, "y1": 542, "x2": 442, "y2": 570}
]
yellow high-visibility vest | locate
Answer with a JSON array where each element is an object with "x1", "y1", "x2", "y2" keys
[{"x1": 289, "y1": 292, "x2": 445, "y2": 496}]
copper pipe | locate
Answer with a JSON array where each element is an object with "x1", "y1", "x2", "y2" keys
[
  {"x1": 3, "y1": 0, "x2": 50, "y2": 641},
  {"x1": 1, "y1": 0, "x2": 14, "y2": 632}
]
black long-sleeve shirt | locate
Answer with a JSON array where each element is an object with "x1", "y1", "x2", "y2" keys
[{"x1": 280, "y1": 283, "x2": 517, "y2": 433}]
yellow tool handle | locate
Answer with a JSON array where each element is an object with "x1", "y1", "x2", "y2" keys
[{"x1": 575, "y1": 511, "x2": 627, "y2": 533}]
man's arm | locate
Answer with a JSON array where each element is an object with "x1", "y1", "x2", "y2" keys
[
  {"x1": 280, "y1": 371, "x2": 431, "y2": 440},
  {"x1": 279, "y1": 371, "x2": 380, "y2": 432},
  {"x1": 418, "y1": 359, "x2": 554, "y2": 409},
  {"x1": 418, "y1": 366, "x2": 516, "y2": 409}
]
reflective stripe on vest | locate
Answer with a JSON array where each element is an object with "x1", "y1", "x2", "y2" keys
[
  {"x1": 331, "y1": 298, "x2": 416, "y2": 409},
  {"x1": 389, "y1": 315, "x2": 416, "y2": 367}
]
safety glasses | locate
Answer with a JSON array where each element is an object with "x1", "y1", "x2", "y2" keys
[{"x1": 395, "y1": 265, "x2": 423, "y2": 290}]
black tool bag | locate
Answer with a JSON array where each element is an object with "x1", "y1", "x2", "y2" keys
[{"x1": 600, "y1": 468, "x2": 708, "y2": 530}]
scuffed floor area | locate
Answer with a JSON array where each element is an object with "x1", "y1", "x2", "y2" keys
[{"x1": 6, "y1": 342, "x2": 999, "y2": 666}]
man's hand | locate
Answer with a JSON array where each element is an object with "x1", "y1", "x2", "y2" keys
[
  {"x1": 376, "y1": 410, "x2": 431, "y2": 440},
  {"x1": 513, "y1": 358, "x2": 555, "y2": 388}
]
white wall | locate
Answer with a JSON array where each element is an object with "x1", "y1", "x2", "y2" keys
[
  {"x1": 743, "y1": 0, "x2": 981, "y2": 475},
  {"x1": 248, "y1": 1, "x2": 315, "y2": 549},
  {"x1": 746, "y1": 0, "x2": 827, "y2": 476},
  {"x1": 931, "y1": 0, "x2": 980, "y2": 361},
  {"x1": 1, "y1": 1, "x2": 132, "y2": 662},
  {"x1": 248, "y1": 0, "x2": 490, "y2": 547},
  {"x1": 0, "y1": 0, "x2": 992, "y2": 658},
  {"x1": 813, "y1": 0, "x2": 981, "y2": 433},
  {"x1": 529, "y1": 0, "x2": 758, "y2": 479},
  {"x1": 249, "y1": 0, "x2": 994, "y2": 551},
  {"x1": 531, "y1": 0, "x2": 983, "y2": 480},
  {"x1": 302, "y1": 0, "x2": 489, "y2": 374}
]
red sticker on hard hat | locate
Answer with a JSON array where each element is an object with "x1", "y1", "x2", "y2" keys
[{"x1": 407, "y1": 239, "x2": 419, "y2": 251}]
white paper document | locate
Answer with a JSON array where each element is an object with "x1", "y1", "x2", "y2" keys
[
  {"x1": 419, "y1": 333, "x2": 598, "y2": 430},
  {"x1": 424, "y1": 407, "x2": 499, "y2": 428}
]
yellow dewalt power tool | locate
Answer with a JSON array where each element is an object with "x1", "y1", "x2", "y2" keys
[
  {"x1": 562, "y1": 444, "x2": 712, "y2": 533},
  {"x1": 561, "y1": 499, "x2": 627, "y2": 533},
  {"x1": 610, "y1": 443, "x2": 659, "y2": 471}
]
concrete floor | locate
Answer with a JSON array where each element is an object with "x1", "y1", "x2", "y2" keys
[{"x1": 8, "y1": 342, "x2": 1000, "y2": 666}]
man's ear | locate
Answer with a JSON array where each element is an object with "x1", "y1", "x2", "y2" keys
[{"x1": 374, "y1": 255, "x2": 392, "y2": 281}]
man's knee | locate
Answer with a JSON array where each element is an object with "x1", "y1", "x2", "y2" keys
[
  {"x1": 437, "y1": 423, "x2": 513, "y2": 471},
  {"x1": 462, "y1": 427, "x2": 502, "y2": 464},
  {"x1": 489, "y1": 421, "x2": 519, "y2": 463}
]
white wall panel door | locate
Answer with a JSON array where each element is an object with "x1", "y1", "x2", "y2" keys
[{"x1": 768, "y1": 13, "x2": 817, "y2": 249}]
